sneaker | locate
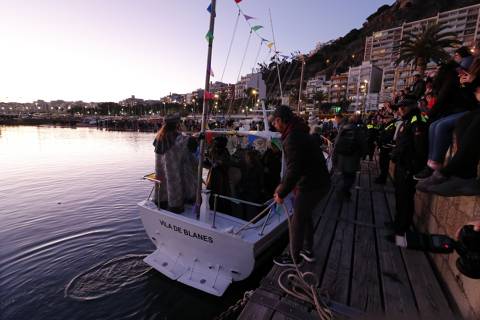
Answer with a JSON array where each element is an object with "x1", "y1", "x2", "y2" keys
[
  {"x1": 429, "y1": 177, "x2": 476, "y2": 197},
  {"x1": 299, "y1": 249, "x2": 316, "y2": 263},
  {"x1": 414, "y1": 167, "x2": 434, "y2": 181},
  {"x1": 416, "y1": 170, "x2": 448, "y2": 192},
  {"x1": 273, "y1": 254, "x2": 304, "y2": 267}
]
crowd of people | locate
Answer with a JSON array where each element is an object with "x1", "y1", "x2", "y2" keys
[
  {"x1": 149, "y1": 45, "x2": 480, "y2": 264},
  {"x1": 327, "y1": 45, "x2": 480, "y2": 245}
]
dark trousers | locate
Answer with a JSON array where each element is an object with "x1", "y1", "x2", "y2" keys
[
  {"x1": 378, "y1": 147, "x2": 391, "y2": 180},
  {"x1": 367, "y1": 142, "x2": 376, "y2": 161},
  {"x1": 441, "y1": 111, "x2": 480, "y2": 179},
  {"x1": 394, "y1": 165, "x2": 416, "y2": 234},
  {"x1": 342, "y1": 172, "x2": 357, "y2": 196},
  {"x1": 290, "y1": 189, "x2": 326, "y2": 259}
]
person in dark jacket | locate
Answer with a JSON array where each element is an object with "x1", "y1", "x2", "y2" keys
[
  {"x1": 375, "y1": 116, "x2": 396, "y2": 184},
  {"x1": 239, "y1": 150, "x2": 264, "y2": 220},
  {"x1": 333, "y1": 114, "x2": 367, "y2": 200},
  {"x1": 206, "y1": 136, "x2": 231, "y2": 214},
  {"x1": 390, "y1": 98, "x2": 427, "y2": 241},
  {"x1": 270, "y1": 105, "x2": 331, "y2": 267},
  {"x1": 409, "y1": 73, "x2": 426, "y2": 100}
]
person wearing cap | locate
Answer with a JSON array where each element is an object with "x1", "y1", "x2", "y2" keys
[
  {"x1": 153, "y1": 114, "x2": 197, "y2": 213},
  {"x1": 389, "y1": 98, "x2": 427, "y2": 241},
  {"x1": 270, "y1": 105, "x2": 331, "y2": 267}
]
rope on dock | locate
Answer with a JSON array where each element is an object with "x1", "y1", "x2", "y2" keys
[{"x1": 278, "y1": 203, "x2": 333, "y2": 320}]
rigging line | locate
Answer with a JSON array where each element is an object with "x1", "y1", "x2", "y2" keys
[
  {"x1": 220, "y1": 9, "x2": 241, "y2": 82},
  {"x1": 225, "y1": 29, "x2": 253, "y2": 116},
  {"x1": 268, "y1": 9, "x2": 283, "y2": 97},
  {"x1": 237, "y1": 39, "x2": 264, "y2": 109},
  {"x1": 235, "y1": 3, "x2": 267, "y2": 42},
  {"x1": 237, "y1": 31, "x2": 253, "y2": 83},
  {"x1": 253, "y1": 40, "x2": 264, "y2": 72}
]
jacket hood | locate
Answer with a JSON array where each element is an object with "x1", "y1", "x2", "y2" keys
[
  {"x1": 153, "y1": 132, "x2": 180, "y2": 154},
  {"x1": 281, "y1": 116, "x2": 309, "y2": 140}
]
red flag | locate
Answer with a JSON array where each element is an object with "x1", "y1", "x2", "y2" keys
[
  {"x1": 204, "y1": 91, "x2": 215, "y2": 100},
  {"x1": 234, "y1": 0, "x2": 242, "y2": 3},
  {"x1": 206, "y1": 132, "x2": 214, "y2": 144}
]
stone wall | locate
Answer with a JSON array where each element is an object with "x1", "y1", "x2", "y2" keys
[{"x1": 415, "y1": 192, "x2": 480, "y2": 320}]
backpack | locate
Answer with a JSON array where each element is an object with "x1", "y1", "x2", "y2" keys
[{"x1": 335, "y1": 127, "x2": 357, "y2": 156}]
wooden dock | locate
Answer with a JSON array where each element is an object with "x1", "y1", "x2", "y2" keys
[{"x1": 238, "y1": 161, "x2": 460, "y2": 320}]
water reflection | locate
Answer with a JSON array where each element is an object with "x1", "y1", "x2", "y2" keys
[{"x1": 0, "y1": 126, "x2": 273, "y2": 320}]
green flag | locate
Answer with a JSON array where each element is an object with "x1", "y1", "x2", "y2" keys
[
  {"x1": 251, "y1": 25, "x2": 263, "y2": 32},
  {"x1": 205, "y1": 31, "x2": 214, "y2": 42}
]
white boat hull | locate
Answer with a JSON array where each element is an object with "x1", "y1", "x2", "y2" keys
[{"x1": 138, "y1": 198, "x2": 290, "y2": 296}]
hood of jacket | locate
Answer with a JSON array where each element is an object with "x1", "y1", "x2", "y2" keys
[{"x1": 153, "y1": 131, "x2": 180, "y2": 154}]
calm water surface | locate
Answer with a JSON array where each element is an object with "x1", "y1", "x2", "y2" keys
[{"x1": 0, "y1": 126, "x2": 274, "y2": 320}]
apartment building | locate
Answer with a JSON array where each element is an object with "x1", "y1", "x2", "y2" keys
[
  {"x1": 303, "y1": 73, "x2": 330, "y2": 107},
  {"x1": 365, "y1": 4, "x2": 480, "y2": 69},
  {"x1": 329, "y1": 73, "x2": 348, "y2": 104},
  {"x1": 364, "y1": 3, "x2": 480, "y2": 101},
  {"x1": 234, "y1": 72, "x2": 266, "y2": 100},
  {"x1": 346, "y1": 61, "x2": 383, "y2": 111}
]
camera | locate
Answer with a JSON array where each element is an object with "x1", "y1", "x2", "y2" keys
[{"x1": 404, "y1": 225, "x2": 480, "y2": 279}]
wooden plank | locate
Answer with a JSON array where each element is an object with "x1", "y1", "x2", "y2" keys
[
  {"x1": 310, "y1": 184, "x2": 343, "y2": 283},
  {"x1": 319, "y1": 197, "x2": 355, "y2": 304},
  {"x1": 369, "y1": 166, "x2": 419, "y2": 318},
  {"x1": 349, "y1": 166, "x2": 383, "y2": 314},
  {"x1": 238, "y1": 288, "x2": 277, "y2": 320},
  {"x1": 384, "y1": 191, "x2": 455, "y2": 320}
]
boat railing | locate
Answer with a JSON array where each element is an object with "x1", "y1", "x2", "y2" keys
[
  {"x1": 144, "y1": 173, "x2": 279, "y2": 236},
  {"x1": 208, "y1": 192, "x2": 274, "y2": 233}
]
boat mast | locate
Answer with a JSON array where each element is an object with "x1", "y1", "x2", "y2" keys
[{"x1": 195, "y1": 0, "x2": 217, "y2": 219}]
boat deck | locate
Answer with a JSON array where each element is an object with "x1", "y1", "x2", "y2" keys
[{"x1": 238, "y1": 161, "x2": 460, "y2": 320}]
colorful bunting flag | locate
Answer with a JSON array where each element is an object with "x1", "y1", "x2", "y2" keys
[
  {"x1": 280, "y1": 54, "x2": 289, "y2": 59},
  {"x1": 209, "y1": 68, "x2": 215, "y2": 77},
  {"x1": 267, "y1": 42, "x2": 274, "y2": 49},
  {"x1": 243, "y1": 14, "x2": 255, "y2": 21},
  {"x1": 251, "y1": 25, "x2": 263, "y2": 32},
  {"x1": 261, "y1": 38, "x2": 268, "y2": 43},
  {"x1": 207, "y1": 4, "x2": 212, "y2": 13},
  {"x1": 205, "y1": 31, "x2": 214, "y2": 42},
  {"x1": 234, "y1": 0, "x2": 242, "y2": 3},
  {"x1": 247, "y1": 135, "x2": 258, "y2": 145}
]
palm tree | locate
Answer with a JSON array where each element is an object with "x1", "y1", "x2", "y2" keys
[{"x1": 396, "y1": 23, "x2": 461, "y2": 75}]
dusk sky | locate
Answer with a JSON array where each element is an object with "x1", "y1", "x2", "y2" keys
[{"x1": 0, "y1": 0, "x2": 392, "y2": 103}]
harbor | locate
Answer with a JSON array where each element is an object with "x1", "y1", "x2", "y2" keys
[{"x1": 2, "y1": 0, "x2": 480, "y2": 319}]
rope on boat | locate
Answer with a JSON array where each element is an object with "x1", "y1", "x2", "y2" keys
[
  {"x1": 220, "y1": 9, "x2": 241, "y2": 82},
  {"x1": 277, "y1": 203, "x2": 333, "y2": 320},
  {"x1": 226, "y1": 29, "x2": 253, "y2": 116},
  {"x1": 268, "y1": 9, "x2": 283, "y2": 98}
]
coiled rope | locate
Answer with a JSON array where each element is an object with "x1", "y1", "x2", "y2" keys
[{"x1": 278, "y1": 203, "x2": 333, "y2": 320}]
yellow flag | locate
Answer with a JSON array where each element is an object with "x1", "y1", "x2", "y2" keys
[{"x1": 267, "y1": 42, "x2": 274, "y2": 49}]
